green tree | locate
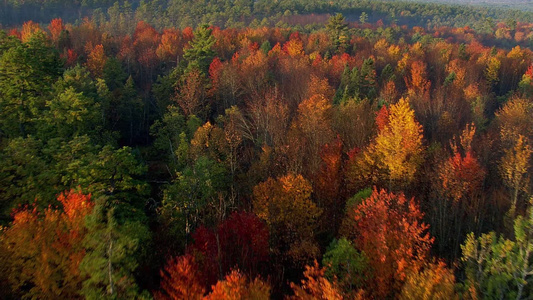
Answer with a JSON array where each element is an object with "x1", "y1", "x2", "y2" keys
[
  {"x1": 326, "y1": 13, "x2": 349, "y2": 53},
  {"x1": 322, "y1": 238, "x2": 368, "y2": 295},
  {"x1": 183, "y1": 24, "x2": 215, "y2": 74},
  {"x1": 0, "y1": 32, "x2": 62, "y2": 138},
  {"x1": 81, "y1": 195, "x2": 151, "y2": 299},
  {"x1": 462, "y1": 199, "x2": 533, "y2": 299}
]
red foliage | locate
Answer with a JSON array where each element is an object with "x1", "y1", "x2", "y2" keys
[
  {"x1": 155, "y1": 255, "x2": 205, "y2": 300},
  {"x1": 209, "y1": 57, "x2": 224, "y2": 94},
  {"x1": 188, "y1": 212, "x2": 269, "y2": 285},
  {"x1": 1, "y1": 190, "x2": 93, "y2": 298},
  {"x1": 351, "y1": 188, "x2": 433, "y2": 298},
  {"x1": 133, "y1": 21, "x2": 160, "y2": 70},
  {"x1": 48, "y1": 18, "x2": 64, "y2": 43},
  {"x1": 375, "y1": 105, "x2": 390, "y2": 132},
  {"x1": 439, "y1": 150, "x2": 485, "y2": 203}
]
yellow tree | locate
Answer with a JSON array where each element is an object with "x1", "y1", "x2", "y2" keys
[
  {"x1": 373, "y1": 97, "x2": 424, "y2": 186},
  {"x1": 500, "y1": 134, "x2": 532, "y2": 213},
  {"x1": 399, "y1": 262, "x2": 457, "y2": 300},
  {"x1": 253, "y1": 174, "x2": 322, "y2": 267},
  {"x1": 496, "y1": 97, "x2": 533, "y2": 145}
]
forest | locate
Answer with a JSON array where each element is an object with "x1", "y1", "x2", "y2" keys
[{"x1": 2, "y1": 0, "x2": 533, "y2": 298}]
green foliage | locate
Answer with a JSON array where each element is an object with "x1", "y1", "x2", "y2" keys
[
  {"x1": 103, "y1": 57, "x2": 128, "y2": 91},
  {"x1": 161, "y1": 156, "x2": 228, "y2": 233},
  {"x1": 81, "y1": 195, "x2": 151, "y2": 299},
  {"x1": 40, "y1": 87, "x2": 101, "y2": 139},
  {"x1": 461, "y1": 201, "x2": 533, "y2": 299},
  {"x1": 322, "y1": 238, "x2": 368, "y2": 293},
  {"x1": 0, "y1": 32, "x2": 62, "y2": 138},
  {"x1": 184, "y1": 24, "x2": 216, "y2": 74},
  {"x1": 326, "y1": 13, "x2": 349, "y2": 53},
  {"x1": 345, "y1": 188, "x2": 373, "y2": 211}
]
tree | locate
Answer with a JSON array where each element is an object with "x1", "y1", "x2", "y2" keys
[
  {"x1": 184, "y1": 25, "x2": 216, "y2": 73},
  {"x1": 253, "y1": 174, "x2": 322, "y2": 267},
  {"x1": 0, "y1": 189, "x2": 93, "y2": 299},
  {"x1": 86, "y1": 44, "x2": 107, "y2": 78},
  {"x1": 41, "y1": 86, "x2": 100, "y2": 139},
  {"x1": 290, "y1": 261, "x2": 343, "y2": 300},
  {"x1": 0, "y1": 32, "x2": 62, "y2": 138},
  {"x1": 500, "y1": 135, "x2": 532, "y2": 214},
  {"x1": 461, "y1": 199, "x2": 533, "y2": 299},
  {"x1": 290, "y1": 94, "x2": 334, "y2": 176},
  {"x1": 187, "y1": 211, "x2": 269, "y2": 282},
  {"x1": 205, "y1": 270, "x2": 270, "y2": 300},
  {"x1": 322, "y1": 238, "x2": 368, "y2": 295},
  {"x1": 48, "y1": 18, "x2": 65, "y2": 44},
  {"x1": 399, "y1": 262, "x2": 457, "y2": 300},
  {"x1": 21, "y1": 21, "x2": 43, "y2": 43},
  {"x1": 372, "y1": 97, "x2": 424, "y2": 187},
  {"x1": 80, "y1": 195, "x2": 151, "y2": 299},
  {"x1": 496, "y1": 98, "x2": 533, "y2": 146},
  {"x1": 326, "y1": 13, "x2": 349, "y2": 53},
  {"x1": 349, "y1": 188, "x2": 433, "y2": 298},
  {"x1": 157, "y1": 28, "x2": 183, "y2": 65},
  {"x1": 155, "y1": 255, "x2": 205, "y2": 300},
  {"x1": 175, "y1": 68, "x2": 208, "y2": 117}
]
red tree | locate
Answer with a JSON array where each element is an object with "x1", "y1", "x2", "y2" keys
[{"x1": 350, "y1": 188, "x2": 433, "y2": 298}]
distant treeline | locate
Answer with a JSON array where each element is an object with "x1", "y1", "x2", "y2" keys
[{"x1": 2, "y1": 0, "x2": 533, "y2": 32}]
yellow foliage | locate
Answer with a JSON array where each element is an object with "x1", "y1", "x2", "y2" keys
[
  {"x1": 373, "y1": 98, "x2": 424, "y2": 183},
  {"x1": 399, "y1": 262, "x2": 458, "y2": 300},
  {"x1": 253, "y1": 174, "x2": 322, "y2": 265},
  {"x1": 500, "y1": 135, "x2": 532, "y2": 208}
]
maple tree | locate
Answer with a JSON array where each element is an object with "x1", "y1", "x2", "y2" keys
[
  {"x1": 86, "y1": 44, "x2": 107, "y2": 78},
  {"x1": 205, "y1": 270, "x2": 270, "y2": 300},
  {"x1": 290, "y1": 261, "x2": 343, "y2": 300},
  {"x1": 48, "y1": 18, "x2": 65, "y2": 44},
  {"x1": 0, "y1": 189, "x2": 93, "y2": 299},
  {"x1": 348, "y1": 188, "x2": 433, "y2": 298},
  {"x1": 187, "y1": 211, "x2": 269, "y2": 283},
  {"x1": 155, "y1": 255, "x2": 205, "y2": 300}
]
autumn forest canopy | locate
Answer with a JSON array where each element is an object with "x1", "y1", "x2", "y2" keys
[{"x1": 2, "y1": 0, "x2": 533, "y2": 298}]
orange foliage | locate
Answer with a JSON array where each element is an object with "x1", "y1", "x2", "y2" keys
[
  {"x1": 375, "y1": 105, "x2": 390, "y2": 132},
  {"x1": 439, "y1": 150, "x2": 485, "y2": 203},
  {"x1": 86, "y1": 44, "x2": 107, "y2": 77},
  {"x1": 21, "y1": 21, "x2": 42, "y2": 43},
  {"x1": 290, "y1": 261, "x2": 343, "y2": 300},
  {"x1": 157, "y1": 28, "x2": 182, "y2": 63},
  {"x1": 175, "y1": 68, "x2": 206, "y2": 117},
  {"x1": 283, "y1": 32, "x2": 304, "y2": 57},
  {"x1": 133, "y1": 21, "x2": 160, "y2": 69},
  {"x1": 0, "y1": 190, "x2": 93, "y2": 299},
  {"x1": 208, "y1": 57, "x2": 223, "y2": 94},
  {"x1": 405, "y1": 60, "x2": 431, "y2": 97},
  {"x1": 253, "y1": 174, "x2": 322, "y2": 266},
  {"x1": 156, "y1": 255, "x2": 205, "y2": 300},
  {"x1": 206, "y1": 270, "x2": 270, "y2": 300},
  {"x1": 351, "y1": 188, "x2": 433, "y2": 298},
  {"x1": 48, "y1": 18, "x2": 65, "y2": 43}
]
